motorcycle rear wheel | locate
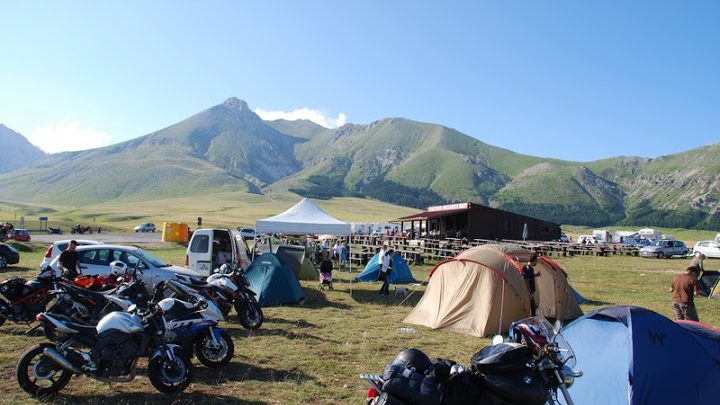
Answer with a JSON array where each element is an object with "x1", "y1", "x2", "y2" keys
[
  {"x1": 16, "y1": 343, "x2": 73, "y2": 397},
  {"x1": 148, "y1": 347, "x2": 192, "y2": 394},
  {"x1": 194, "y1": 329, "x2": 234, "y2": 368},
  {"x1": 234, "y1": 297, "x2": 263, "y2": 330}
]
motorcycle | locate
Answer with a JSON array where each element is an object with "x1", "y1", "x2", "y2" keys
[
  {"x1": 0, "y1": 270, "x2": 58, "y2": 326},
  {"x1": 47, "y1": 227, "x2": 63, "y2": 235},
  {"x1": 70, "y1": 225, "x2": 93, "y2": 235},
  {"x1": 154, "y1": 280, "x2": 235, "y2": 368},
  {"x1": 361, "y1": 317, "x2": 582, "y2": 405},
  {"x1": 16, "y1": 301, "x2": 193, "y2": 397},
  {"x1": 200, "y1": 263, "x2": 263, "y2": 330}
]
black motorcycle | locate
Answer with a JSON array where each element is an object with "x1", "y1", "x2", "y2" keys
[
  {"x1": 16, "y1": 302, "x2": 193, "y2": 397},
  {"x1": 361, "y1": 317, "x2": 582, "y2": 405},
  {"x1": 47, "y1": 227, "x2": 63, "y2": 235},
  {"x1": 0, "y1": 271, "x2": 57, "y2": 326}
]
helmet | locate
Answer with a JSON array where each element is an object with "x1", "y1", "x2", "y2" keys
[
  {"x1": 391, "y1": 348, "x2": 432, "y2": 373},
  {"x1": 220, "y1": 263, "x2": 231, "y2": 274},
  {"x1": 109, "y1": 260, "x2": 128, "y2": 276}
]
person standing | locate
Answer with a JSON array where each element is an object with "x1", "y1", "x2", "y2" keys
[
  {"x1": 378, "y1": 249, "x2": 394, "y2": 295},
  {"x1": 670, "y1": 265, "x2": 701, "y2": 321},
  {"x1": 522, "y1": 255, "x2": 541, "y2": 316},
  {"x1": 58, "y1": 240, "x2": 81, "y2": 280},
  {"x1": 378, "y1": 244, "x2": 387, "y2": 265},
  {"x1": 340, "y1": 241, "x2": 349, "y2": 268}
]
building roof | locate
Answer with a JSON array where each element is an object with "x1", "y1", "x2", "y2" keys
[{"x1": 391, "y1": 207, "x2": 471, "y2": 222}]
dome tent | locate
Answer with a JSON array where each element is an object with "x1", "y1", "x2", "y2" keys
[
  {"x1": 245, "y1": 253, "x2": 305, "y2": 307},
  {"x1": 403, "y1": 244, "x2": 582, "y2": 337},
  {"x1": 354, "y1": 252, "x2": 417, "y2": 284},
  {"x1": 560, "y1": 306, "x2": 720, "y2": 404}
]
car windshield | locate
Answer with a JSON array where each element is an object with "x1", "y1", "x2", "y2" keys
[{"x1": 134, "y1": 249, "x2": 171, "y2": 267}]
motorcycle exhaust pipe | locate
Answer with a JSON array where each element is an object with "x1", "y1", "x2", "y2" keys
[{"x1": 42, "y1": 348, "x2": 82, "y2": 373}]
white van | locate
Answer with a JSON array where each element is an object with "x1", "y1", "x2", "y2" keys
[{"x1": 186, "y1": 228, "x2": 253, "y2": 276}]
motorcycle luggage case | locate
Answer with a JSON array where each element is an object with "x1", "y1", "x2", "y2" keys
[
  {"x1": 0, "y1": 278, "x2": 29, "y2": 300},
  {"x1": 479, "y1": 370, "x2": 548, "y2": 404},
  {"x1": 381, "y1": 364, "x2": 443, "y2": 405},
  {"x1": 471, "y1": 342, "x2": 530, "y2": 373}
]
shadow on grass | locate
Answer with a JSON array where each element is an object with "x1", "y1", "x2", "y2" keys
[
  {"x1": 230, "y1": 326, "x2": 336, "y2": 344},
  {"x1": 53, "y1": 391, "x2": 268, "y2": 404},
  {"x1": 263, "y1": 317, "x2": 317, "y2": 328},
  {"x1": 346, "y1": 288, "x2": 424, "y2": 307},
  {"x1": 299, "y1": 288, "x2": 351, "y2": 310},
  {"x1": 193, "y1": 361, "x2": 318, "y2": 385}
]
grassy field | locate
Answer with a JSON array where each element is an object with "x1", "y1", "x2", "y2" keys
[
  {"x1": 0, "y1": 192, "x2": 420, "y2": 233},
  {"x1": 0, "y1": 242, "x2": 718, "y2": 404}
]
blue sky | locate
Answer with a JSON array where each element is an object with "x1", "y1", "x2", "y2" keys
[{"x1": 1, "y1": 1, "x2": 718, "y2": 160}]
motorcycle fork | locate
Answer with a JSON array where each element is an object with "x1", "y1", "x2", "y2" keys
[{"x1": 553, "y1": 369, "x2": 574, "y2": 405}]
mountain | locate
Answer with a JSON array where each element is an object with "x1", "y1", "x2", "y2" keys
[
  {"x1": 0, "y1": 124, "x2": 45, "y2": 173},
  {"x1": 1, "y1": 98, "x2": 717, "y2": 228}
]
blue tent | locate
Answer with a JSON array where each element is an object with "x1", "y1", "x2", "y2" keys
[
  {"x1": 560, "y1": 306, "x2": 720, "y2": 404},
  {"x1": 245, "y1": 253, "x2": 305, "y2": 307},
  {"x1": 354, "y1": 252, "x2": 417, "y2": 284}
]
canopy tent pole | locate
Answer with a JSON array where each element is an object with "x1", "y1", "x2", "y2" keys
[{"x1": 349, "y1": 234, "x2": 352, "y2": 297}]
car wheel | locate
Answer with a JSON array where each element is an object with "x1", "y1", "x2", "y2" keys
[
  {"x1": 657, "y1": 252, "x2": 664, "y2": 259},
  {"x1": 0, "y1": 255, "x2": 7, "y2": 269}
]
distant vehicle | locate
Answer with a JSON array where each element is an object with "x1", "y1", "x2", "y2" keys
[
  {"x1": 592, "y1": 229, "x2": 611, "y2": 243},
  {"x1": 48, "y1": 244, "x2": 202, "y2": 291},
  {"x1": 236, "y1": 227, "x2": 257, "y2": 240},
  {"x1": 639, "y1": 228, "x2": 662, "y2": 241},
  {"x1": 576, "y1": 235, "x2": 599, "y2": 245},
  {"x1": 639, "y1": 240, "x2": 689, "y2": 259},
  {"x1": 9, "y1": 229, "x2": 31, "y2": 242},
  {"x1": 715, "y1": 233, "x2": 720, "y2": 242},
  {"x1": 0, "y1": 242, "x2": 20, "y2": 269},
  {"x1": 187, "y1": 228, "x2": 253, "y2": 276},
  {"x1": 47, "y1": 227, "x2": 63, "y2": 234},
  {"x1": 693, "y1": 241, "x2": 720, "y2": 259},
  {"x1": 134, "y1": 223, "x2": 156, "y2": 232},
  {"x1": 39, "y1": 239, "x2": 102, "y2": 270},
  {"x1": 621, "y1": 237, "x2": 650, "y2": 247}
]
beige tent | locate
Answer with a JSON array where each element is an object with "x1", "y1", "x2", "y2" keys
[{"x1": 404, "y1": 244, "x2": 582, "y2": 337}]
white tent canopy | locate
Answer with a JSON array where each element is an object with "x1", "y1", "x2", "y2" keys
[{"x1": 255, "y1": 198, "x2": 351, "y2": 235}]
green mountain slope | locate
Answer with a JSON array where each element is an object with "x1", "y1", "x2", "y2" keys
[{"x1": 1, "y1": 98, "x2": 717, "y2": 228}]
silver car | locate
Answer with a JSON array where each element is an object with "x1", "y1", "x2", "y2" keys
[
  {"x1": 639, "y1": 240, "x2": 689, "y2": 259},
  {"x1": 49, "y1": 244, "x2": 202, "y2": 290}
]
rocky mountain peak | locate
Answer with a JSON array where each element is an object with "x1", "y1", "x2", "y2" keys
[{"x1": 222, "y1": 97, "x2": 250, "y2": 112}]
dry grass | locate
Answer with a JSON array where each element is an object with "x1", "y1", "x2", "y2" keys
[{"x1": 0, "y1": 243, "x2": 718, "y2": 404}]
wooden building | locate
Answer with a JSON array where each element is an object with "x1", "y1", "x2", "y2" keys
[{"x1": 391, "y1": 202, "x2": 561, "y2": 241}]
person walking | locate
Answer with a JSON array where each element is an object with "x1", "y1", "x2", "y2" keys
[
  {"x1": 378, "y1": 249, "x2": 394, "y2": 295},
  {"x1": 522, "y1": 255, "x2": 541, "y2": 316},
  {"x1": 670, "y1": 265, "x2": 701, "y2": 321}
]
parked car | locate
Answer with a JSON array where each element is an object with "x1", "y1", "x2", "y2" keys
[
  {"x1": 621, "y1": 237, "x2": 650, "y2": 247},
  {"x1": 48, "y1": 244, "x2": 202, "y2": 290},
  {"x1": 0, "y1": 242, "x2": 20, "y2": 269},
  {"x1": 39, "y1": 239, "x2": 102, "y2": 270},
  {"x1": 639, "y1": 240, "x2": 689, "y2": 258},
  {"x1": 236, "y1": 227, "x2": 257, "y2": 240},
  {"x1": 134, "y1": 223, "x2": 156, "y2": 232},
  {"x1": 715, "y1": 233, "x2": 720, "y2": 242},
  {"x1": 9, "y1": 229, "x2": 31, "y2": 242},
  {"x1": 693, "y1": 240, "x2": 720, "y2": 259}
]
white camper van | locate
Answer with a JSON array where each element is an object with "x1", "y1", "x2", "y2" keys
[
  {"x1": 638, "y1": 228, "x2": 662, "y2": 241},
  {"x1": 186, "y1": 228, "x2": 253, "y2": 276}
]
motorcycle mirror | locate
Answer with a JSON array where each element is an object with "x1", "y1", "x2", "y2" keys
[{"x1": 492, "y1": 334, "x2": 504, "y2": 345}]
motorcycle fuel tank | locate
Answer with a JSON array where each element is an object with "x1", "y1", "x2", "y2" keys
[{"x1": 97, "y1": 311, "x2": 144, "y2": 335}]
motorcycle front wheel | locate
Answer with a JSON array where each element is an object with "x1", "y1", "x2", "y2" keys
[
  {"x1": 234, "y1": 296, "x2": 263, "y2": 330},
  {"x1": 194, "y1": 329, "x2": 234, "y2": 368},
  {"x1": 16, "y1": 343, "x2": 73, "y2": 397},
  {"x1": 148, "y1": 347, "x2": 192, "y2": 394}
]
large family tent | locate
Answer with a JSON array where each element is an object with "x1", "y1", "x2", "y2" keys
[
  {"x1": 354, "y1": 252, "x2": 417, "y2": 284},
  {"x1": 404, "y1": 244, "x2": 582, "y2": 337},
  {"x1": 560, "y1": 306, "x2": 720, "y2": 404},
  {"x1": 245, "y1": 253, "x2": 305, "y2": 306}
]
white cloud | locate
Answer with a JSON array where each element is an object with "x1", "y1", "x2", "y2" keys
[
  {"x1": 254, "y1": 107, "x2": 348, "y2": 128},
  {"x1": 26, "y1": 119, "x2": 114, "y2": 153}
]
